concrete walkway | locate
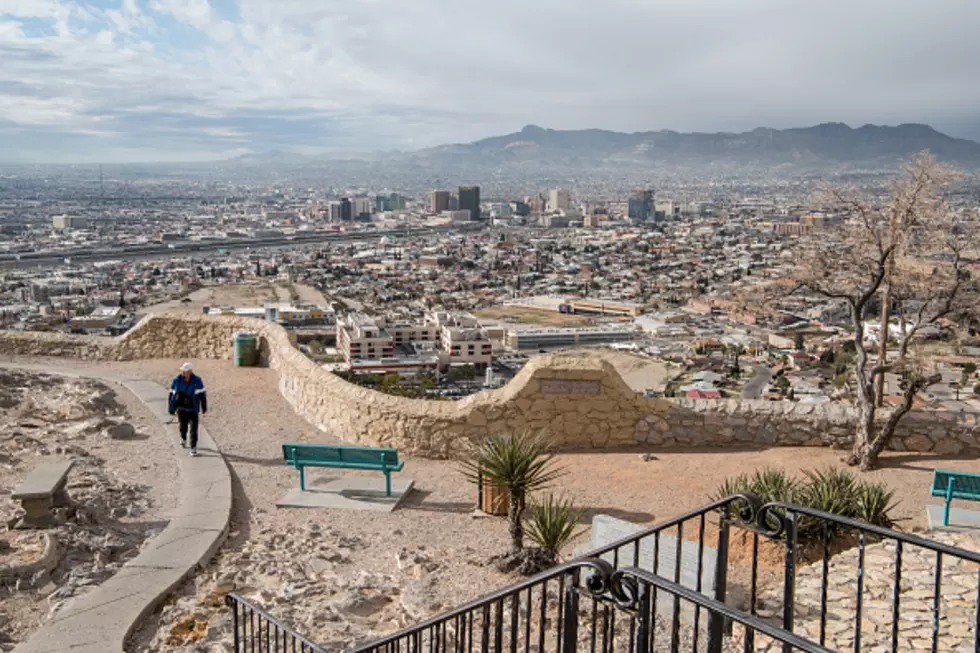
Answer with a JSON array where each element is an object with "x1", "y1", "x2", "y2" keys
[{"x1": 4, "y1": 364, "x2": 232, "y2": 653}]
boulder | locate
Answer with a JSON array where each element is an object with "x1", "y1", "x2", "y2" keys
[{"x1": 107, "y1": 422, "x2": 137, "y2": 440}]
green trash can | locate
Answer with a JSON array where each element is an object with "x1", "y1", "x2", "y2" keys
[{"x1": 233, "y1": 331, "x2": 258, "y2": 367}]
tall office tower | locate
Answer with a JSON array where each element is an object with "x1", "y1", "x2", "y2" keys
[
  {"x1": 628, "y1": 189, "x2": 655, "y2": 221},
  {"x1": 548, "y1": 188, "x2": 570, "y2": 212},
  {"x1": 375, "y1": 195, "x2": 390, "y2": 213},
  {"x1": 340, "y1": 197, "x2": 352, "y2": 221},
  {"x1": 352, "y1": 196, "x2": 373, "y2": 220},
  {"x1": 458, "y1": 185, "x2": 481, "y2": 221},
  {"x1": 430, "y1": 190, "x2": 451, "y2": 213},
  {"x1": 389, "y1": 193, "x2": 406, "y2": 210}
]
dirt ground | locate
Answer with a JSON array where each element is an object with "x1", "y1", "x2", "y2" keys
[
  {"x1": 474, "y1": 306, "x2": 595, "y2": 327},
  {"x1": 142, "y1": 282, "x2": 328, "y2": 315},
  {"x1": 0, "y1": 369, "x2": 179, "y2": 648}
]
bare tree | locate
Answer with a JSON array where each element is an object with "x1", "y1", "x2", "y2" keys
[{"x1": 795, "y1": 152, "x2": 980, "y2": 470}]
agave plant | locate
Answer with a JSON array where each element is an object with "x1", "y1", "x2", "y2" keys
[
  {"x1": 459, "y1": 432, "x2": 566, "y2": 553},
  {"x1": 526, "y1": 494, "x2": 585, "y2": 566},
  {"x1": 854, "y1": 481, "x2": 898, "y2": 528}
]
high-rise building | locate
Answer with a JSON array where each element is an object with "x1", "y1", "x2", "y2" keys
[
  {"x1": 548, "y1": 189, "x2": 570, "y2": 212},
  {"x1": 628, "y1": 189, "x2": 655, "y2": 221},
  {"x1": 352, "y1": 197, "x2": 373, "y2": 220},
  {"x1": 389, "y1": 193, "x2": 407, "y2": 210},
  {"x1": 430, "y1": 190, "x2": 451, "y2": 214},
  {"x1": 340, "y1": 198, "x2": 352, "y2": 221},
  {"x1": 458, "y1": 186, "x2": 481, "y2": 221},
  {"x1": 375, "y1": 195, "x2": 390, "y2": 213}
]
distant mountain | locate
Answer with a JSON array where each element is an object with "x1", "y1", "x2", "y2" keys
[{"x1": 407, "y1": 123, "x2": 980, "y2": 170}]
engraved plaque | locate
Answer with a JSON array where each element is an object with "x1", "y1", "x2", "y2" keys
[{"x1": 539, "y1": 379, "x2": 601, "y2": 395}]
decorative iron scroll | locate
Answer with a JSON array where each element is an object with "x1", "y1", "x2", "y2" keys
[{"x1": 726, "y1": 492, "x2": 789, "y2": 539}]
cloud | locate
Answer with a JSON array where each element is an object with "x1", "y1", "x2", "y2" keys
[{"x1": 0, "y1": 0, "x2": 979, "y2": 162}]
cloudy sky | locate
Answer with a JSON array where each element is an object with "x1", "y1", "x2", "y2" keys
[{"x1": 2, "y1": 0, "x2": 979, "y2": 163}]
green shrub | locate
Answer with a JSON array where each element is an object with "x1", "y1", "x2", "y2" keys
[
  {"x1": 711, "y1": 468, "x2": 797, "y2": 504},
  {"x1": 526, "y1": 494, "x2": 585, "y2": 561},
  {"x1": 854, "y1": 481, "x2": 898, "y2": 528},
  {"x1": 714, "y1": 466, "x2": 900, "y2": 544}
]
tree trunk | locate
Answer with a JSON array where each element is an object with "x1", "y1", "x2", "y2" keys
[
  {"x1": 508, "y1": 492, "x2": 524, "y2": 553},
  {"x1": 849, "y1": 386, "x2": 877, "y2": 468}
]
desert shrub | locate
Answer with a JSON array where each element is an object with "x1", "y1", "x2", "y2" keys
[
  {"x1": 526, "y1": 494, "x2": 585, "y2": 563},
  {"x1": 714, "y1": 466, "x2": 899, "y2": 544}
]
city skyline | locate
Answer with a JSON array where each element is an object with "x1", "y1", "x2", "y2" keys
[{"x1": 2, "y1": 0, "x2": 980, "y2": 163}]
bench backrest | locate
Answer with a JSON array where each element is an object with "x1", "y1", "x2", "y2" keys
[
  {"x1": 282, "y1": 443, "x2": 400, "y2": 468},
  {"x1": 12, "y1": 460, "x2": 74, "y2": 500},
  {"x1": 932, "y1": 469, "x2": 980, "y2": 499}
]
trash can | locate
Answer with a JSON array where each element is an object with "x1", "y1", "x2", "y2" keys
[
  {"x1": 478, "y1": 470, "x2": 509, "y2": 516},
  {"x1": 233, "y1": 331, "x2": 258, "y2": 367}
]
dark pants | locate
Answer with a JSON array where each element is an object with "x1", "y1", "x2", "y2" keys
[{"x1": 177, "y1": 410, "x2": 199, "y2": 449}]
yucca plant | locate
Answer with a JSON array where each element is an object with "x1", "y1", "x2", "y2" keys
[
  {"x1": 526, "y1": 494, "x2": 585, "y2": 566},
  {"x1": 854, "y1": 481, "x2": 898, "y2": 528},
  {"x1": 459, "y1": 432, "x2": 566, "y2": 553}
]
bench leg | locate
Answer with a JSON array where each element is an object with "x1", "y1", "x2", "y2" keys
[
  {"x1": 945, "y1": 478, "x2": 955, "y2": 526},
  {"x1": 300, "y1": 467, "x2": 305, "y2": 492},
  {"x1": 385, "y1": 471, "x2": 391, "y2": 497}
]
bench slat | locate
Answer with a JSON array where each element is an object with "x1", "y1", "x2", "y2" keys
[
  {"x1": 12, "y1": 461, "x2": 74, "y2": 500},
  {"x1": 931, "y1": 469, "x2": 980, "y2": 500}
]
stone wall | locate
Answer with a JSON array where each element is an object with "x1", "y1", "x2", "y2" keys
[
  {"x1": 0, "y1": 314, "x2": 669, "y2": 458},
  {"x1": 2, "y1": 313, "x2": 978, "y2": 457},
  {"x1": 636, "y1": 398, "x2": 980, "y2": 455}
]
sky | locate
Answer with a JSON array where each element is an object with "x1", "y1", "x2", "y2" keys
[{"x1": 1, "y1": 0, "x2": 980, "y2": 163}]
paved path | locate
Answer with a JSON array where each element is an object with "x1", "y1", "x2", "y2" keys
[
  {"x1": 4, "y1": 363, "x2": 232, "y2": 653},
  {"x1": 740, "y1": 365, "x2": 774, "y2": 399}
]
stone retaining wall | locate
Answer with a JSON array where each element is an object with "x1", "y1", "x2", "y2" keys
[
  {"x1": 2, "y1": 314, "x2": 978, "y2": 457},
  {"x1": 637, "y1": 398, "x2": 980, "y2": 455}
]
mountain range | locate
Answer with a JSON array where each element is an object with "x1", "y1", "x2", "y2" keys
[
  {"x1": 407, "y1": 123, "x2": 980, "y2": 168},
  {"x1": 219, "y1": 123, "x2": 980, "y2": 185}
]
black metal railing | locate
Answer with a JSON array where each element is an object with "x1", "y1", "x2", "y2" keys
[
  {"x1": 225, "y1": 592, "x2": 328, "y2": 652},
  {"x1": 227, "y1": 493, "x2": 980, "y2": 652}
]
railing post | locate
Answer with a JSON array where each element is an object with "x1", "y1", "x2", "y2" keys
[
  {"x1": 230, "y1": 596, "x2": 240, "y2": 653},
  {"x1": 635, "y1": 583, "x2": 651, "y2": 653},
  {"x1": 782, "y1": 510, "x2": 797, "y2": 653},
  {"x1": 706, "y1": 508, "x2": 730, "y2": 653},
  {"x1": 561, "y1": 580, "x2": 579, "y2": 653}
]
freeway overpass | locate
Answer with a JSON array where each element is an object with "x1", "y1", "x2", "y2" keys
[{"x1": 3, "y1": 223, "x2": 483, "y2": 269}]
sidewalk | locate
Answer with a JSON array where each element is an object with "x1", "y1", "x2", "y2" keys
[{"x1": 3, "y1": 364, "x2": 232, "y2": 653}]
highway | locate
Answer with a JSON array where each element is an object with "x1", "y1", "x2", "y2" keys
[{"x1": 3, "y1": 224, "x2": 482, "y2": 269}]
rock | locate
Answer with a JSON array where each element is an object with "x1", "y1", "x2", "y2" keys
[
  {"x1": 107, "y1": 422, "x2": 137, "y2": 440},
  {"x1": 401, "y1": 575, "x2": 443, "y2": 620}
]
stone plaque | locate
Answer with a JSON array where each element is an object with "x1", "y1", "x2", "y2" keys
[{"x1": 539, "y1": 379, "x2": 601, "y2": 395}]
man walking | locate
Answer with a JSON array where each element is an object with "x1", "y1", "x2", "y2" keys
[{"x1": 168, "y1": 362, "x2": 208, "y2": 456}]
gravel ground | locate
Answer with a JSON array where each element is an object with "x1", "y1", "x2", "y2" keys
[
  {"x1": 0, "y1": 368, "x2": 179, "y2": 649},
  {"x1": 5, "y1": 355, "x2": 979, "y2": 651}
]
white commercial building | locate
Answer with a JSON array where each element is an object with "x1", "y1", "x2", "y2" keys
[{"x1": 548, "y1": 189, "x2": 570, "y2": 212}]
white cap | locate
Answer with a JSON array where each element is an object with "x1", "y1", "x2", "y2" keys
[{"x1": 180, "y1": 362, "x2": 193, "y2": 372}]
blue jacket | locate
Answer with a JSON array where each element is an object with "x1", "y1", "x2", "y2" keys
[{"x1": 169, "y1": 373, "x2": 208, "y2": 414}]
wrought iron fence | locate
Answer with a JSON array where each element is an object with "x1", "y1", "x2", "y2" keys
[
  {"x1": 225, "y1": 592, "x2": 328, "y2": 653},
  {"x1": 228, "y1": 493, "x2": 980, "y2": 652}
]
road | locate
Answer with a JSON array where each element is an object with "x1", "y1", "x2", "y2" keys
[
  {"x1": 741, "y1": 365, "x2": 775, "y2": 399},
  {"x1": 3, "y1": 223, "x2": 482, "y2": 269}
]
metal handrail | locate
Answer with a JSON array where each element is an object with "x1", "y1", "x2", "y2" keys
[
  {"x1": 619, "y1": 565, "x2": 835, "y2": 653},
  {"x1": 225, "y1": 592, "x2": 328, "y2": 652},
  {"x1": 764, "y1": 501, "x2": 980, "y2": 562}
]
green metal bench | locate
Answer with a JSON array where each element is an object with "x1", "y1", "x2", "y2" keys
[
  {"x1": 931, "y1": 468, "x2": 980, "y2": 526},
  {"x1": 282, "y1": 443, "x2": 405, "y2": 497}
]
